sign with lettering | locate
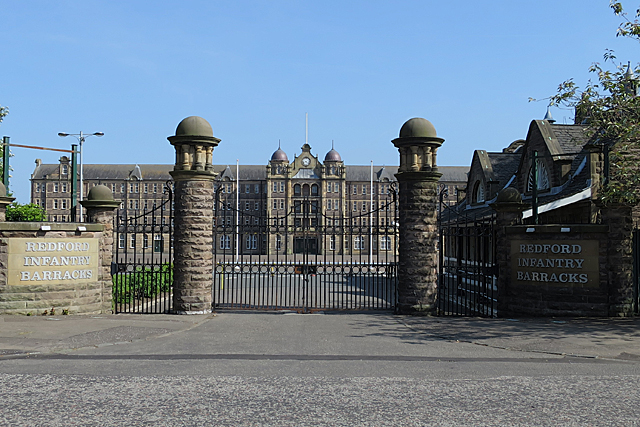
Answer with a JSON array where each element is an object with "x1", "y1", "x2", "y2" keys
[
  {"x1": 511, "y1": 240, "x2": 599, "y2": 288},
  {"x1": 7, "y1": 238, "x2": 99, "y2": 286}
]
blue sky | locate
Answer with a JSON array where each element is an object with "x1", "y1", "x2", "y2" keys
[{"x1": 2, "y1": 0, "x2": 638, "y2": 203}]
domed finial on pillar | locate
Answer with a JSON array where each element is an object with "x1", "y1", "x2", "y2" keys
[
  {"x1": 392, "y1": 117, "x2": 444, "y2": 178},
  {"x1": 168, "y1": 116, "x2": 221, "y2": 178}
]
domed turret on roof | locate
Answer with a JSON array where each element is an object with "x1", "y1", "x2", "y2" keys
[
  {"x1": 271, "y1": 147, "x2": 289, "y2": 162},
  {"x1": 324, "y1": 148, "x2": 342, "y2": 162},
  {"x1": 399, "y1": 117, "x2": 438, "y2": 138}
]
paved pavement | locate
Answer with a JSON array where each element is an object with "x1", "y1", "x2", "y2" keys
[
  {"x1": 2, "y1": 311, "x2": 640, "y2": 426},
  {"x1": 2, "y1": 311, "x2": 640, "y2": 360}
]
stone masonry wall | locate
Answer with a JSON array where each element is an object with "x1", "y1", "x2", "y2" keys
[
  {"x1": 0, "y1": 222, "x2": 111, "y2": 315},
  {"x1": 172, "y1": 179, "x2": 215, "y2": 313},
  {"x1": 499, "y1": 225, "x2": 609, "y2": 317},
  {"x1": 396, "y1": 175, "x2": 440, "y2": 314}
]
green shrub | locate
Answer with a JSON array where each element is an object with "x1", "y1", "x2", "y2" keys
[
  {"x1": 113, "y1": 263, "x2": 173, "y2": 304},
  {"x1": 6, "y1": 202, "x2": 47, "y2": 221}
]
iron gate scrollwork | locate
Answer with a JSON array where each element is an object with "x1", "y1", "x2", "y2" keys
[
  {"x1": 212, "y1": 185, "x2": 399, "y2": 312},
  {"x1": 112, "y1": 180, "x2": 174, "y2": 313}
]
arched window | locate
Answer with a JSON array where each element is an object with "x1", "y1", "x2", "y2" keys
[
  {"x1": 303, "y1": 184, "x2": 310, "y2": 196},
  {"x1": 472, "y1": 181, "x2": 485, "y2": 204},
  {"x1": 294, "y1": 184, "x2": 301, "y2": 196},
  {"x1": 311, "y1": 184, "x2": 318, "y2": 196},
  {"x1": 527, "y1": 161, "x2": 550, "y2": 192}
]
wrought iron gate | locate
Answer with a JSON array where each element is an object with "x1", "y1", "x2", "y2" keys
[
  {"x1": 112, "y1": 181, "x2": 174, "y2": 313},
  {"x1": 212, "y1": 190, "x2": 399, "y2": 312},
  {"x1": 438, "y1": 201, "x2": 497, "y2": 317}
]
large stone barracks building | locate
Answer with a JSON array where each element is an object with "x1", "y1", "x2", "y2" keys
[{"x1": 30, "y1": 144, "x2": 468, "y2": 255}]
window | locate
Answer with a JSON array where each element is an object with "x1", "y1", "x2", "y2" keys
[
  {"x1": 61, "y1": 200, "x2": 68, "y2": 210},
  {"x1": 53, "y1": 199, "x2": 59, "y2": 210},
  {"x1": 111, "y1": 183, "x2": 116, "y2": 193},
  {"x1": 135, "y1": 183, "x2": 139, "y2": 193},
  {"x1": 362, "y1": 185, "x2": 367, "y2": 195},
  {"x1": 61, "y1": 182, "x2": 68, "y2": 193},
  {"x1": 246, "y1": 235, "x2": 258, "y2": 250},
  {"x1": 130, "y1": 234, "x2": 136, "y2": 249},
  {"x1": 220, "y1": 235, "x2": 231, "y2": 249},
  {"x1": 273, "y1": 199, "x2": 278, "y2": 209},
  {"x1": 276, "y1": 235, "x2": 282, "y2": 251},
  {"x1": 380, "y1": 236, "x2": 392, "y2": 251},
  {"x1": 255, "y1": 184, "x2": 259, "y2": 194},
  {"x1": 354, "y1": 236, "x2": 364, "y2": 250},
  {"x1": 153, "y1": 183, "x2": 158, "y2": 194},
  {"x1": 334, "y1": 183, "x2": 340, "y2": 193},
  {"x1": 330, "y1": 236, "x2": 336, "y2": 251},
  {"x1": 294, "y1": 184, "x2": 301, "y2": 196},
  {"x1": 61, "y1": 164, "x2": 68, "y2": 175},
  {"x1": 353, "y1": 201, "x2": 357, "y2": 212},
  {"x1": 527, "y1": 161, "x2": 550, "y2": 192},
  {"x1": 245, "y1": 184, "x2": 250, "y2": 194},
  {"x1": 121, "y1": 184, "x2": 125, "y2": 193},
  {"x1": 119, "y1": 234, "x2": 125, "y2": 249},
  {"x1": 143, "y1": 234, "x2": 149, "y2": 248},
  {"x1": 144, "y1": 183, "x2": 149, "y2": 193},
  {"x1": 279, "y1": 200, "x2": 284, "y2": 210},
  {"x1": 279, "y1": 182, "x2": 285, "y2": 193},
  {"x1": 353, "y1": 185, "x2": 357, "y2": 195},
  {"x1": 35, "y1": 199, "x2": 41, "y2": 206},
  {"x1": 154, "y1": 235, "x2": 163, "y2": 253},
  {"x1": 244, "y1": 216, "x2": 250, "y2": 225},
  {"x1": 225, "y1": 183, "x2": 231, "y2": 193},
  {"x1": 53, "y1": 183, "x2": 59, "y2": 193},
  {"x1": 311, "y1": 184, "x2": 318, "y2": 196},
  {"x1": 362, "y1": 202, "x2": 367, "y2": 212},
  {"x1": 35, "y1": 183, "x2": 40, "y2": 193},
  {"x1": 472, "y1": 181, "x2": 485, "y2": 204},
  {"x1": 273, "y1": 182, "x2": 278, "y2": 192}
]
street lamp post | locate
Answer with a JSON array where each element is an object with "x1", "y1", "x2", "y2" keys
[{"x1": 58, "y1": 131, "x2": 104, "y2": 221}]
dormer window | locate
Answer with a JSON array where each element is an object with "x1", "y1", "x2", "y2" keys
[
  {"x1": 472, "y1": 181, "x2": 485, "y2": 204},
  {"x1": 527, "y1": 161, "x2": 550, "y2": 192},
  {"x1": 61, "y1": 164, "x2": 68, "y2": 175}
]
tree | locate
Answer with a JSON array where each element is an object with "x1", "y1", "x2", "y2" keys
[
  {"x1": 544, "y1": 2, "x2": 640, "y2": 205},
  {"x1": 6, "y1": 202, "x2": 47, "y2": 222}
]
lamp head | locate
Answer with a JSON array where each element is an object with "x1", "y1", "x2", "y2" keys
[{"x1": 58, "y1": 133, "x2": 69, "y2": 137}]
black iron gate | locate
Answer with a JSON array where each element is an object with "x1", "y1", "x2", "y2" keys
[
  {"x1": 112, "y1": 181, "x2": 174, "y2": 313},
  {"x1": 212, "y1": 189, "x2": 399, "y2": 312},
  {"x1": 438, "y1": 200, "x2": 497, "y2": 317}
]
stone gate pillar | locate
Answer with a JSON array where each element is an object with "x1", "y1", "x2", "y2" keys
[
  {"x1": 489, "y1": 188, "x2": 527, "y2": 317},
  {"x1": 168, "y1": 116, "x2": 220, "y2": 314},
  {"x1": 392, "y1": 118, "x2": 444, "y2": 315},
  {"x1": 81, "y1": 185, "x2": 121, "y2": 313}
]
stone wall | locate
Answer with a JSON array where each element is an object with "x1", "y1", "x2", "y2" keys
[
  {"x1": 0, "y1": 222, "x2": 112, "y2": 315},
  {"x1": 499, "y1": 224, "x2": 610, "y2": 317}
]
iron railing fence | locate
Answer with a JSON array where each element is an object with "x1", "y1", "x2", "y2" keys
[
  {"x1": 112, "y1": 181, "x2": 174, "y2": 314},
  {"x1": 438, "y1": 200, "x2": 497, "y2": 317}
]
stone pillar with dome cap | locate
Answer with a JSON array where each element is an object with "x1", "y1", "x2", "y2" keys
[
  {"x1": 168, "y1": 116, "x2": 220, "y2": 314},
  {"x1": 391, "y1": 117, "x2": 444, "y2": 315},
  {"x1": 81, "y1": 185, "x2": 121, "y2": 313}
]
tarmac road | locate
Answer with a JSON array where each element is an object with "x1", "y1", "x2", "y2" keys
[{"x1": 2, "y1": 312, "x2": 640, "y2": 426}]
